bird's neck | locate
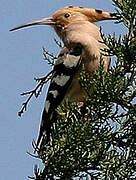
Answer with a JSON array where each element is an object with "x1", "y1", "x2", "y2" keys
[
  {"x1": 55, "y1": 21, "x2": 102, "y2": 46},
  {"x1": 54, "y1": 21, "x2": 109, "y2": 73}
]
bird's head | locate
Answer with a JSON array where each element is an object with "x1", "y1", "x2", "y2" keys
[
  {"x1": 52, "y1": 6, "x2": 118, "y2": 25},
  {"x1": 10, "y1": 6, "x2": 118, "y2": 34}
]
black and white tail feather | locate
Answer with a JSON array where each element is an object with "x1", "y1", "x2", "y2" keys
[{"x1": 36, "y1": 46, "x2": 82, "y2": 150}]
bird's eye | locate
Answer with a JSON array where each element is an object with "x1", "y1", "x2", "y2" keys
[{"x1": 64, "y1": 13, "x2": 71, "y2": 18}]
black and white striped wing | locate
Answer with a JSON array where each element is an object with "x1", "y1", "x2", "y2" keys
[{"x1": 36, "y1": 47, "x2": 82, "y2": 147}]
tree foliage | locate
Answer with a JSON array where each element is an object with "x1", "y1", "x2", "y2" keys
[{"x1": 25, "y1": 0, "x2": 136, "y2": 179}]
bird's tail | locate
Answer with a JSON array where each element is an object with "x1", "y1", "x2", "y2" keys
[{"x1": 35, "y1": 109, "x2": 57, "y2": 152}]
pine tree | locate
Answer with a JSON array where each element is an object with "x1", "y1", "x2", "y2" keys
[{"x1": 22, "y1": 0, "x2": 136, "y2": 179}]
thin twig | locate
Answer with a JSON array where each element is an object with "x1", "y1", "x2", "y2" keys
[
  {"x1": 28, "y1": 176, "x2": 35, "y2": 179},
  {"x1": 18, "y1": 71, "x2": 53, "y2": 117},
  {"x1": 27, "y1": 151, "x2": 40, "y2": 159},
  {"x1": 54, "y1": 38, "x2": 63, "y2": 48},
  {"x1": 43, "y1": 46, "x2": 57, "y2": 65},
  {"x1": 32, "y1": 139, "x2": 40, "y2": 154}
]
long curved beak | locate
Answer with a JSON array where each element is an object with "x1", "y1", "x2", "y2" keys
[{"x1": 10, "y1": 17, "x2": 55, "y2": 31}]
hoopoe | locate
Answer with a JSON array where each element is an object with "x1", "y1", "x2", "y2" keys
[{"x1": 10, "y1": 6, "x2": 117, "y2": 148}]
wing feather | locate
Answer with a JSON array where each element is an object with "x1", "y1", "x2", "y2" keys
[{"x1": 36, "y1": 47, "x2": 82, "y2": 148}]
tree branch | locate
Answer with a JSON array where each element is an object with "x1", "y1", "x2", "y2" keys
[{"x1": 18, "y1": 71, "x2": 53, "y2": 116}]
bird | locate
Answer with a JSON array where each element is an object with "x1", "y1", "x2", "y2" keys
[{"x1": 10, "y1": 6, "x2": 118, "y2": 149}]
